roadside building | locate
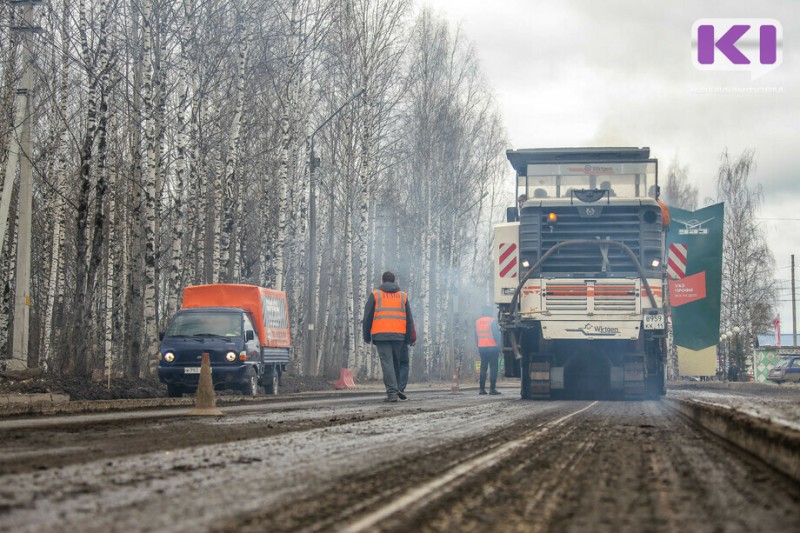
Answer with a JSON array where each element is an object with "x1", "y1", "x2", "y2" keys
[{"x1": 754, "y1": 334, "x2": 800, "y2": 383}]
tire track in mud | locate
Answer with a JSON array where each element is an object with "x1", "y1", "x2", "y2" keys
[
  {"x1": 343, "y1": 403, "x2": 598, "y2": 533},
  {"x1": 399, "y1": 401, "x2": 800, "y2": 533},
  {"x1": 213, "y1": 402, "x2": 590, "y2": 533}
]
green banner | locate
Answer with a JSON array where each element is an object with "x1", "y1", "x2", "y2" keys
[{"x1": 665, "y1": 203, "x2": 724, "y2": 350}]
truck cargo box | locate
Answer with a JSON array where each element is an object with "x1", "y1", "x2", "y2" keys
[{"x1": 181, "y1": 284, "x2": 291, "y2": 349}]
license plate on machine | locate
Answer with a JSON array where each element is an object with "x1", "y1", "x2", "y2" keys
[
  {"x1": 184, "y1": 367, "x2": 201, "y2": 374},
  {"x1": 643, "y1": 313, "x2": 664, "y2": 330}
]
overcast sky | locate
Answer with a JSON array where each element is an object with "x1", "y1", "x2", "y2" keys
[{"x1": 422, "y1": 0, "x2": 800, "y2": 330}]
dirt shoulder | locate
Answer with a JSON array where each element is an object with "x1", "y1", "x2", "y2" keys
[{"x1": 0, "y1": 369, "x2": 335, "y2": 401}]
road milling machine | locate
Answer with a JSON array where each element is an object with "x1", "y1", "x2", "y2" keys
[{"x1": 495, "y1": 147, "x2": 668, "y2": 400}]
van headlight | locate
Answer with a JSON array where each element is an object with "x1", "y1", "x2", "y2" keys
[
  {"x1": 225, "y1": 351, "x2": 237, "y2": 362},
  {"x1": 163, "y1": 352, "x2": 175, "y2": 363}
]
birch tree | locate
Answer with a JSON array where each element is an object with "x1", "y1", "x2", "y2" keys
[
  {"x1": 140, "y1": 0, "x2": 162, "y2": 376},
  {"x1": 663, "y1": 155, "x2": 698, "y2": 210},
  {"x1": 220, "y1": 9, "x2": 252, "y2": 281},
  {"x1": 716, "y1": 148, "x2": 777, "y2": 372}
]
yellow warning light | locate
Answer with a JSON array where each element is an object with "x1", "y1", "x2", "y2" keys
[{"x1": 547, "y1": 212, "x2": 557, "y2": 223}]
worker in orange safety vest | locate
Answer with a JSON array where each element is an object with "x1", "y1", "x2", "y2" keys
[
  {"x1": 475, "y1": 315, "x2": 502, "y2": 395},
  {"x1": 363, "y1": 271, "x2": 416, "y2": 402}
]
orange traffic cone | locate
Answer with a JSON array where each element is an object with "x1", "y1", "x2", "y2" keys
[
  {"x1": 450, "y1": 368, "x2": 461, "y2": 394},
  {"x1": 192, "y1": 352, "x2": 223, "y2": 416},
  {"x1": 335, "y1": 368, "x2": 357, "y2": 389}
]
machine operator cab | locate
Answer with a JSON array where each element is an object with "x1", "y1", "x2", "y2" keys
[{"x1": 506, "y1": 147, "x2": 659, "y2": 224}]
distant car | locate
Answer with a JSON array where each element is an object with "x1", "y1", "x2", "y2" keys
[{"x1": 766, "y1": 355, "x2": 800, "y2": 384}]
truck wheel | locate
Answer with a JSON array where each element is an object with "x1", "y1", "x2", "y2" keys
[
  {"x1": 264, "y1": 366, "x2": 279, "y2": 395},
  {"x1": 167, "y1": 384, "x2": 183, "y2": 398},
  {"x1": 241, "y1": 369, "x2": 258, "y2": 397}
]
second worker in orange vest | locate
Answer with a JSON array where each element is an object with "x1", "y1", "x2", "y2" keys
[
  {"x1": 475, "y1": 315, "x2": 502, "y2": 395},
  {"x1": 363, "y1": 271, "x2": 416, "y2": 402}
]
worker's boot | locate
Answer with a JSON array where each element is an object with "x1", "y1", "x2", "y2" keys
[{"x1": 479, "y1": 389, "x2": 487, "y2": 395}]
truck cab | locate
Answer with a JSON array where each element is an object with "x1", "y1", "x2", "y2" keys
[{"x1": 158, "y1": 308, "x2": 262, "y2": 397}]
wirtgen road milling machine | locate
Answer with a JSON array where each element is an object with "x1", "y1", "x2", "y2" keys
[{"x1": 495, "y1": 147, "x2": 668, "y2": 400}]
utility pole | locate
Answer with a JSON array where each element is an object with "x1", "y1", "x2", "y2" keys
[
  {"x1": 305, "y1": 87, "x2": 365, "y2": 375},
  {"x1": 792, "y1": 254, "x2": 797, "y2": 347},
  {"x1": 3, "y1": 1, "x2": 41, "y2": 371}
]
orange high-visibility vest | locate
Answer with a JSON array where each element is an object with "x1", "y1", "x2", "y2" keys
[
  {"x1": 371, "y1": 290, "x2": 408, "y2": 335},
  {"x1": 475, "y1": 317, "x2": 497, "y2": 348}
]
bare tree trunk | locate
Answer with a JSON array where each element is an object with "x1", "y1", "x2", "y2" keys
[
  {"x1": 112, "y1": 152, "x2": 126, "y2": 376},
  {"x1": 42, "y1": 0, "x2": 70, "y2": 369},
  {"x1": 355, "y1": 96, "x2": 372, "y2": 379},
  {"x1": 344, "y1": 202, "x2": 355, "y2": 372},
  {"x1": 0, "y1": 211, "x2": 16, "y2": 358},
  {"x1": 104, "y1": 151, "x2": 116, "y2": 378},
  {"x1": 221, "y1": 24, "x2": 250, "y2": 281},
  {"x1": 212, "y1": 118, "x2": 223, "y2": 283},
  {"x1": 421, "y1": 198, "x2": 432, "y2": 378},
  {"x1": 194, "y1": 98, "x2": 208, "y2": 284},
  {"x1": 167, "y1": 0, "x2": 194, "y2": 316},
  {"x1": 141, "y1": 0, "x2": 160, "y2": 376},
  {"x1": 274, "y1": 109, "x2": 291, "y2": 292},
  {"x1": 124, "y1": 0, "x2": 145, "y2": 378}
]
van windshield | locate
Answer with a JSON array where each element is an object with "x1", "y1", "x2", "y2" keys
[{"x1": 166, "y1": 312, "x2": 242, "y2": 338}]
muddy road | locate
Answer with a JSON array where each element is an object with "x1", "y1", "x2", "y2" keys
[{"x1": 0, "y1": 387, "x2": 798, "y2": 532}]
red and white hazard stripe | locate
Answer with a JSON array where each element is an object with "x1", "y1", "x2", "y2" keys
[
  {"x1": 499, "y1": 243, "x2": 518, "y2": 278},
  {"x1": 666, "y1": 243, "x2": 687, "y2": 280}
]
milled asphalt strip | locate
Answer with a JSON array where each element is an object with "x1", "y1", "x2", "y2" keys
[
  {"x1": 665, "y1": 398, "x2": 800, "y2": 483},
  {"x1": 340, "y1": 401, "x2": 599, "y2": 533}
]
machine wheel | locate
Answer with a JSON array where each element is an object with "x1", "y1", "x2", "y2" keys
[
  {"x1": 166, "y1": 384, "x2": 183, "y2": 398},
  {"x1": 263, "y1": 366, "x2": 279, "y2": 395},
  {"x1": 518, "y1": 325, "x2": 548, "y2": 400},
  {"x1": 520, "y1": 352, "x2": 532, "y2": 399},
  {"x1": 503, "y1": 351, "x2": 520, "y2": 378},
  {"x1": 241, "y1": 369, "x2": 258, "y2": 397},
  {"x1": 644, "y1": 370, "x2": 666, "y2": 399}
]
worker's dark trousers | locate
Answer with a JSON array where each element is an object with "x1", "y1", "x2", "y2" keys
[
  {"x1": 479, "y1": 348, "x2": 500, "y2": 391},
  {"x1": 375, "y1": 340, "x2": 404, "y2": 396},
  {"x1": 394, "y1": 344, "x2": 410, "y2": 393}
]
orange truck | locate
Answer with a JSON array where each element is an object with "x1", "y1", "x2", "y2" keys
[{"x1": 157, "y1": 284, "x2": 291, "y2": 397}]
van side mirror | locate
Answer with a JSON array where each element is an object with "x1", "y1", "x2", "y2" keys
[
  {"x1": 245, "y1": 330, "x2": 255, "y2": 341},
  {"x1": 158, "y1": 332, "x2": 165, "y2": 341},
  {"x1": 506, "y1": 207, "x2": 519, "y2": 223}
]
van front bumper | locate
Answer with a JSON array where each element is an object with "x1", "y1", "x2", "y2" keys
[{"x1": 158, "y1": 364, "x2": 252, "y2": 388}]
